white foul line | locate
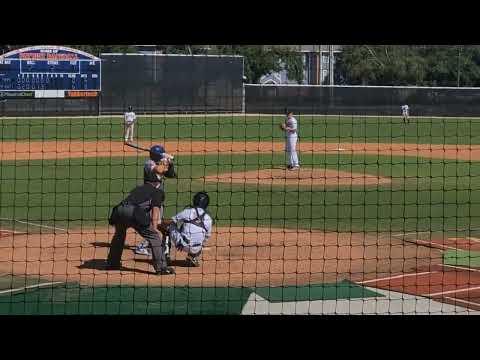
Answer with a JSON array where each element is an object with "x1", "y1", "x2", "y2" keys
[
  {"x1": 443, "y1": 296, "x2": 480, "y2": 308},
  {"x1": 392, "y1": 231, "x2": 431, "y2": 237},
  {"x1": 467, "y1": 237, "x2": 480, "y2": 243},
  {"x1": 0, "y1": 218, "x2": 67, "y2": 232},
  {"x1": 440, "y1": 264, "x2": 480, "y2": 273},
  {"x1": 413, "y1": 239, "x2": 459, "y2": 250},
  {"x1": 0, "y1": 282, "x2": 64, "y2": 295},
  {"x1": 426, "y1": 285, "x2": 480, "y2": 297},
  {"x1": 357, "y1": 271, "x2": 438, "y2": 284}
]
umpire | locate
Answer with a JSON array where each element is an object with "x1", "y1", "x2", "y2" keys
[{"x1": 107, "y1": 180, "x2": 175, "y2": 275}]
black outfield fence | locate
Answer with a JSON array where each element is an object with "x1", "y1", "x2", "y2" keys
[
  {"x1": 100, "y1": 54, "x2": 244, "y2": 114},
  {"x1": 245, "y1": 84, "x2": 480, "y2": 117},
  {"x1": 5, "y1": 63, "x2": 480, "y2": 117},
  {"x1": 0, "y1": 54, "x2": 244, "y2": 116},
  {"x1": 0, "y1": 98, "x2": 100, "y2": 117}
]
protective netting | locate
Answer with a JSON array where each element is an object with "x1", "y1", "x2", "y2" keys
[{"x1": 1, "y1": 56, "x2": 480, "y2": 315}]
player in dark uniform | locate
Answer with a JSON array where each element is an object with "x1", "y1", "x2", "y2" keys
[
  {"x1": 107, "y1": 180, "x2": 175, "y2": 275},
  {"x1": 134, "y1": 145, "x2": 176, "y2": 256}
]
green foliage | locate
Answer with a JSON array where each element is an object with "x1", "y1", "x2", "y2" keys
[
  {"x1": 214, "y1": 45, "x2": 304, "y2": 83},
  {"x1": 73, "y1": 45, "x2": 136, "y2": 56},
  {"x1": 336, "y1": 45, "x2": 480, "y2": 86}
]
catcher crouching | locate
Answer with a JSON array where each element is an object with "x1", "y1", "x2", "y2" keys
[{"x1": 158, "y1": 192, "x2": 213, "y2": 267}]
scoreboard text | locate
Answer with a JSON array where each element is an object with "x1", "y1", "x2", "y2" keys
[{"x1": 0, "y1": 46, "x2": 101, "y2": 94}]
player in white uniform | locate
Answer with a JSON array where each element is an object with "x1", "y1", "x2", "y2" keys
[
  {"x1": 124, "y1": 106, "x2": 137, "y2": 143},
  {"x1": 401, "y1": 104, "x2": 410, "y2": 123},
  {"x1": 134, "y1": 145, "x2": 176, "y2": 256},
  {"x1": 281, "y1": 111, "x2": 300, "y2": 170},
  {"x1": 158, "y1": 192, "x2": 213, "y2": 267}
]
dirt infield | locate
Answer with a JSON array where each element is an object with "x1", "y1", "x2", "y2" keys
[
  {"x1": 0, "y1": 227, "x2": 441, "y2": 287},
  {"x1": 2, "y1": 140, "x2": 480, "y2": 161},
  {"x1": 204, "y1": 168, "x2": 391, "y2": 186}
]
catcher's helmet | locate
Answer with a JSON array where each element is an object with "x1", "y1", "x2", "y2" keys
[
  {"x1": 193, "y1": 192, "x2": 209, "y2": 210},
  {"x1": 149, "y1": 145, "x2": 165, "y2": 163}
]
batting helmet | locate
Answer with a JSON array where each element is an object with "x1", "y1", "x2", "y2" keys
[
  {"x1": 193, "y1": 192, "x2": 209, "y2": 210},
  {"x1": 149, "y1": 145, "x2": 165, "y2": 163},
  {"x1": 128, "y1": 106, "x2": 133, "y2": 112}
]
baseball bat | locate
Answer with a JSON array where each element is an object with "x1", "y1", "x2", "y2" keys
[
  {"x1": 125, "y1": 141, "x2": 175, "y2": 162},
  {"x1": 124, "y1": 141, "x2": 150, "y2": 152}
]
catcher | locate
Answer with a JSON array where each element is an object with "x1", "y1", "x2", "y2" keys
[
  {"x1": 134, "y1": 144, "x2": 177, "y2": 256},
  {"x1": 158, "y1": 192, "x2": 213, "y2": 267}
]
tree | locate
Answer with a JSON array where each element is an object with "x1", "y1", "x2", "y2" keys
[
  {"x1": 335, "y1": 45, "x2": 428, "y2": 86},
  {"x1": 336, "y1": 45, "x2": 480, "y2": 87},
  {"x1": 213, "y1": 45, "x2": 304, "y2": 83},
  {"x1": 73, "y1": 45, "x2": 136, "y2": 56}
]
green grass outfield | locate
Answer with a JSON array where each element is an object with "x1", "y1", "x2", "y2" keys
[
  {"x1": 1, "y1": 115, "x2": 480, "y2": 144},
  {"x1": 2, "y1": 115, "x2": 480, "y2": 315},
  {"x1": 1, "y1": 153, "x2": 480, "y2": 233}
]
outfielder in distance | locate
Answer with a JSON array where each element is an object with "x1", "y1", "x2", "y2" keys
[
  {"x1": 280, "y1": 110, "x2": 300, "y2": 170},
  {"x1": 134, "y1": 144, "x2": 176, "y2": 256},
  {"x1": 402, "y1": 104, "x2": 410, "y2": 124},
  {"x1": 124, "y1": 105, "x2": 137, "y2": 143}
]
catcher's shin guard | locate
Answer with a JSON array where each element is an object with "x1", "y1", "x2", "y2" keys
[
  {"x1": 185, "y1": 252, "x2": 200, "y2": 267},
  {"x1": 164, "y1": 236, "x2": 171, "y2": 263}
]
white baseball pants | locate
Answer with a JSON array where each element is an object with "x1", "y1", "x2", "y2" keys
[
  {"x1": 286, "y1": 133, "x2": 299, "y2": 167},
  {"x1": 124, "y1": 123, "x2": 135, "y2": 142}
]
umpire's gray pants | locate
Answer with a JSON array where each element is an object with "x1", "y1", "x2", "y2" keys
[{"x1": 107, "y1": 223, "x2": 168, "y2": 272}]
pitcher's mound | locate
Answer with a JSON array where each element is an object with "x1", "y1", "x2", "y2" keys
[{"x1": 204, "y1": 168, "x2": 391, "y2": 186}]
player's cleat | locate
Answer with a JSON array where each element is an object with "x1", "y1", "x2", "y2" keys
[
  {"x1": 155, "y1": 267, "x2": 175, "y2": 275},
  {"x1": 134, "y1": 245, "x2": 152, "y2": 256},
  {"x1": 185, "y1": 254, "x2": 200, "y2": 267},
  {"x1": 286, "y1": 165, "x2": 293, "y2": 170}
]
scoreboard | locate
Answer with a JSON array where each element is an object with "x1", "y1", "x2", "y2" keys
[{"x1": 0, "y1": 46, "x2": 101, "y2": 96}]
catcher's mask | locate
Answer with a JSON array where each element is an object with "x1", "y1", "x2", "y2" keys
[
  {"x1": 193, "y1": 192, "x2": 209, "y2": 210},
  {"x1": 149, "y1": 145, "x2": 165, "y2": 163}
]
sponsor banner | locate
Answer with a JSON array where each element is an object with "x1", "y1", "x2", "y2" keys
[
  {"x1": 34, "y1": 90, "x2": 65, "y2": 98},
  {"x1": 65, "y1": 91, "x2": 99, "y2": 98},
  {"x1": 0, "y1": 91, "x2": 35, "y2": 99}
]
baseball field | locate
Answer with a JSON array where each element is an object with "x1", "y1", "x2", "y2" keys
[{"x1": 1, "y1": 114, "x2": 480, "y2": 314}]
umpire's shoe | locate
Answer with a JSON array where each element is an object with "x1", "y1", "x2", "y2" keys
[
  {"x1": 105, "y1": 262, "x2": 122, "y2": 271},
  {"x1": 156, "y1": 266, "x2": 175, "y2": 275}
]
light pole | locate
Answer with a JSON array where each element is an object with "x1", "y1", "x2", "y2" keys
[
  {"x1": 329, "y1": 45, "x2": 334, "y2": 85},
  {"x1": 457, "y1": 45, "x2": 462, "y2": 87}
]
